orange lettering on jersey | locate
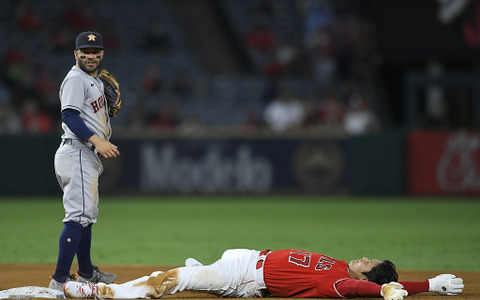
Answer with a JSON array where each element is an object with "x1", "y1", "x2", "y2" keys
[
  {"x1": 90, "y1": 95, "x2": 105, "y2": 113},
  {"x1": 99, "y1": 95, "x2": 105, "y2": 108},
  {"x1": 90, "y1": 100, "x2": 100, "y2": 113}
]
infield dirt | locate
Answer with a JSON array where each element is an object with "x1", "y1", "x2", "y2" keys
[{"x1": 1, "y1": 264, "x2": 478, "y2": 299}]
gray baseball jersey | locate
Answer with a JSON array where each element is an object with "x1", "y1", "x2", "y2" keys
[
  {"x1": 59, "y1": 66, "x2": 111, "y2": 141},
  {"x1": 55, "y1": 65, "x2": 111, "y2": 227}
]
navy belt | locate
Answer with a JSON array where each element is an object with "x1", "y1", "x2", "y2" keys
[{"x1": 62, "y1": 139, "x2": 100, "y2": 157}]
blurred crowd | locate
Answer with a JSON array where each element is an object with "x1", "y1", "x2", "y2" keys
[
  {"x1": 0, "y1": 0, "x2": 381, "y2": 136},
  {"x1": 0, "y1": 0, "x2": 125, "y2": 135}
]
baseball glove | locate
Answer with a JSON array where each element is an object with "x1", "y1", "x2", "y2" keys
[{"x1": 98, "y1": 69, "x2": 122, "y2": 117}]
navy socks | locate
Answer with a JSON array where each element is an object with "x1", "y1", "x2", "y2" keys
[
  {"x1": 52, "y1": 222, "x2": 83, "y2": 282},
  {"x1": 52, "y1": 222, "x2": 94, "y2": 282},
  {"x1": 76, "y1": 224, "x2": 94, "y2": 278}
]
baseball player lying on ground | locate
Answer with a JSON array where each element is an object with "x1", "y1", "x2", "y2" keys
[{"x1": 64, "y1": 248, "x2": 464, "y2": 299}]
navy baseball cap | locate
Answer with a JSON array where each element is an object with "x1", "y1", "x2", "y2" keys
[{"x1": 75, "y1": 31, "x2": 105, "y2": 50}]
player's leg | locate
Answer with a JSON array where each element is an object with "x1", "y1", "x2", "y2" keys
[
  {"x1": 51, "y1": 222, "x2": 83, "y2": 284},
  {"x1": 76, "y1": 224, "x2": 93, "y2": 277},
  {"x1": 149, "y1": 249, "x2": 261, "y2": 297},
  {"x1": 164, "y1": 249, "x2": 260, "y2": 297},
  {"x1": 51, "y1": 147, "x2": 86, "y2": 286},
  {"x1": 75, "y1": 154, "x2": 100, "y2": 278},
  {"x1": 65, "y1": 249, "x2": 261, "y2": 299},
  {"x1": 72, "y1": 153, "x2": 116, "y2": 283},
  {"x1": 65, "y1": 271, "x2": 164, "y2": 299},
  {"x1": 67, "y1": 265, "x2": 244, "y2": 299}
]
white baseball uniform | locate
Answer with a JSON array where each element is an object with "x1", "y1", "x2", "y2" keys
[{"x1": 92, "y1": 249, "x2": 265, "y2": 298}]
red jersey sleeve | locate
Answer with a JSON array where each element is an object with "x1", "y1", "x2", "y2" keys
[
  {"x1": 335, "y1": 279, "x2": 429, "y2": 298},
  {"x1": 398, "y1": 281, "x2": 429, "y2": 295}
]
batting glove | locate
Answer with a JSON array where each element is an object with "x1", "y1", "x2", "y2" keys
[
  {"x1": 428, "y1": 274, "x2": 464, "y2": 295},
  {"x1": 381, "y1": 282, "x2": 408, "y2": 300}
]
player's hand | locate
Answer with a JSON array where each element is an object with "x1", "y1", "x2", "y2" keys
[
  {"x1": 381, "y1": 282, "x2": 408, "y2": 300},
  {"x1": 96, "y1": 141, "x2": 120, "y2": 158},
  {"x1": 89, "y1": 135, "x2": 120, "y2": 158},
  {"x1": 428, "y1": 274, "x2": 464, "y2": 295}
]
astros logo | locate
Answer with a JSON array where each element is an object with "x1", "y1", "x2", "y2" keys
[
  {"x1": 90, "y1": 95, "x2": 105, "y2": 113},
  {"x1": 87, "y1": 34, "x2": 96, "y2": 41}
]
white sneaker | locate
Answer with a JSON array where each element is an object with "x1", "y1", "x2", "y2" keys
[
  {"x1": 64, "y1": 281, "x2": 97, "y2": 299},
  {"x1": 185, "y1": 258, "x2": 203, "y2": 267}
]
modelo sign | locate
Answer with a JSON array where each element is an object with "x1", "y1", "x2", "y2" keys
[{"x1": 408, "y1": 131, "x2": 480, "y2": 195}]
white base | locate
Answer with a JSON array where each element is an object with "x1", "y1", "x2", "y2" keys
[{"x1": 0, "y1": 287, "x2": 65, "y2": 299}]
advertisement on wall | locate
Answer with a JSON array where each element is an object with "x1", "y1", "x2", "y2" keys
[
  {"x1": 104, "y1": 138, "x2": 349, "y2": 194},
  {"x1": 408, "y1": 131, "x2": 480, "y2": 195}
]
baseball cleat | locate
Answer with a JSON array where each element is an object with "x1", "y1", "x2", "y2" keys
[
  {"x1": 49, "y1": 278, "x2": 65, "y2": 292},
  {"x1": 49, "y1": 274, "x2": 77, "y2": 291},
  {"x1": 77, "y1": 265, "x2": 116, "y2": 284},
  {"x1": 64, "y1": 281, "x2": 97, "y2": 299}
]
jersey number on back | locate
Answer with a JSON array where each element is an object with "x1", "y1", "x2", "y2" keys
[{"x1": 288, "y1": 251, "x2": 336, "y2": 271}]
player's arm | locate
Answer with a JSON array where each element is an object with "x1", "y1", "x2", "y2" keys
[
  {"x1": 335, "y1": 279, "x2": 416, "y2": 298},
  {"x1": 62, "y1": 109, "x2": 95, "y2": 141},
  {"x1": 336, "y1": 274, "x2": 463, "y2": 299},
  {"x1": 398, "y1": 274, "x2": 463, "y2": 297},
  {"x1": 336, "y1": 279, "x2": 383, "y2": 298},
  {"x1": 62, "y1": 109, "x2": 119, "y2": 159}
]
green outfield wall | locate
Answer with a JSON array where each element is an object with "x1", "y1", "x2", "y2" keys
[
  {"x1": 349, "y1": 129, "x2": 406, "y2": 195},
  {"x1": 0, "y1": 135, "x2": 59, "y2": 195}
]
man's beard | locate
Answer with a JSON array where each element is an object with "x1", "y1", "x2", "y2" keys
[{"x1": 78, "y1": 58, "x2": 102, "y2": 75}]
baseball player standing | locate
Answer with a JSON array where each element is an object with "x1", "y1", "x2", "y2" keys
[{"x1": 49, "y1": 31, "x2": 120, "y2": 291}]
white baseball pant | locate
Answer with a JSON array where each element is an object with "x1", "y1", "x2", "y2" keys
[{"x1": 95, "y1": 249, "x2": 267, "y2": 298}]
